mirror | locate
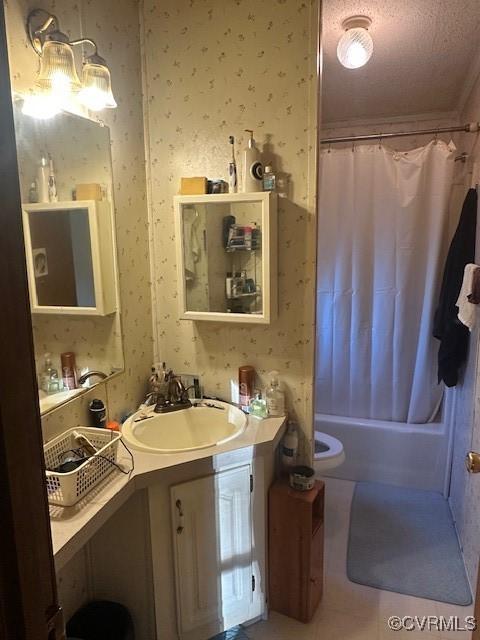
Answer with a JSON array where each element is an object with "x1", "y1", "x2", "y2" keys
[
  {"x1": 175, "y1": 193, "x2": 277, "y2": 324},
  {"x1": 27, "y1": 206, "x2": 95, "y2": 308},
  {"x1": 183, "y1": 202, "x2": 263, "y2": 314},
  {"x1": 13, "y1": 102, "x2": 123, "y2": 414}
]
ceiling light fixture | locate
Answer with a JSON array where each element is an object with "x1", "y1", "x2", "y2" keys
[
  {"x1": 24, "y1": 9, "x2": 117, "y2": 118},
  {"x1": 337, "y1": 16, "x2": 373, "y2": 70}
]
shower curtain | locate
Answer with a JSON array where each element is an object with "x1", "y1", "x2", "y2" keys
[{"x1": 316, "y1": 140, "x2": 455, "y2": 423}]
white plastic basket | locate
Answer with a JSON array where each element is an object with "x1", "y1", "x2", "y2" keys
[{"x1": 44, "y1": 427, "x2": 122, "y2": 507}]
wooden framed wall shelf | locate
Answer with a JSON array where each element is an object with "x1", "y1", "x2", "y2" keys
[
  {"x1": 22, "y1": 200, "x2": 118, "y2": 316},
  {"x1": 174, "y1": 192, "x2": 277, "y2": 324}
]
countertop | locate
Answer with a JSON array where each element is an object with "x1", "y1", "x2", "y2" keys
[{"x1": 49, "y1": 413, "x2": 286, "y2": 570}]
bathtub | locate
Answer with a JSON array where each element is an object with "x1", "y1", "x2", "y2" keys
[{"x1": 315, "y1": 412, "x2": 451, "y2": 493}]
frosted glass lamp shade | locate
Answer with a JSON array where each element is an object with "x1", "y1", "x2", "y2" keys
[
  {"x1": 79, "y1": 61, "x2": 117, "y2": 111},
  {"x1": 36, "y1": 40, "x2": 81, "y2": 95},
  {"x1": 337, "y1": 25, "x2": 373, "y2": 69}
]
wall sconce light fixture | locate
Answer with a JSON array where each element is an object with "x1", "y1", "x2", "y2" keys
[{"x1": 23, "y1": 9, "x2": 117, "y2": 118}]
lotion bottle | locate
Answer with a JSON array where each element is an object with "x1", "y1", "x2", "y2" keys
[
  {"x1": 282, "y1": 422, "x2": 298, "y2": 468},
  {"x1": 243, "y1": 129, "x2": 263, "y2": 193}
]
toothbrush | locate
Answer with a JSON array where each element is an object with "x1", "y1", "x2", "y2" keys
[{"x1": 228, "y1": 135, "x2": 238, "y2": 193}]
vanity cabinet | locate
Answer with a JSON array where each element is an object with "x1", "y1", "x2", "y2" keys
[
  {"x1": 170, "y1": 465, "x2": 257, "y2": 640},
  {"x1": 22, "y1": 200, "x2": 118, "y2": 316},
  {"x1": 148, "y1": 449, "x2": 271, "y2": 640},
  {"x1": 174, "y1": 192, "x2": 277, "y2": 324}
]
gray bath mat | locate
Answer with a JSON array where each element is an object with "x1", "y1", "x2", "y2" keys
[{"x1": 347, "y1": 482, "x2": 472, "y2": 605}]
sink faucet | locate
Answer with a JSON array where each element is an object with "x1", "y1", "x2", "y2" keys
[
  {"x1": 154, "y1": 374, "x2": 193, "y2": 413},
  {"x1": 168, "y1": 377, "x2": 188, "y2": 403},
  {"x1": 78, "y1": 370, "x2": 108, "y2": 386}
]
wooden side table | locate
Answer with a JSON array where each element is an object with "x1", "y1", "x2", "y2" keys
[{"x1": 268, "y1": 479, "x2": 324, "y2": 622}]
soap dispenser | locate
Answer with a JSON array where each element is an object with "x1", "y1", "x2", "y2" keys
[
  {"x1": 243, "y1": 129, "x2": 263, "y2": 193},
  {"x1": 266, "y1": 370, "x2": 286, "y2": 416},
  {"x1": 40, "y1": 353, "x2": 61, "y2": 394}
]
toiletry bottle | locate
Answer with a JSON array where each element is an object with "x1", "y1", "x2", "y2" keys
[
  {"x1": 28, "y1": 181, "x2": 38, "y2": 203},
  {"x1": 40, "y1": 353, "x2": 61, "y2": 394},
  {"x1": 48, "y1": 367, "x2": 61, "y2": 394},
  {"x1": 266, "y1": 370, "x2": 286, "y2": 416},
  {"x1": 223, "y1": 215, "x2": 236, "y2": 248},
  {"x1": 249, "y1": 389, "x2": 268, "y2": 418},
  {"x1": 89, "y1": 398, "x2": 107, "y2": 428},
  {"x1": 226, "y1": 272, "x2": 234, "y2": 298},
  {"x1": 282, "y1": 422, "x2": 298, "y2": 468},
  {"x1": 228, "y1": 135, "x2": 238, "y2": 193},
  {"x1": 239, "y1": 365, "x2": 256, "y2": 410},
  {"x1": 233, "y1": 271, "x2": 245, "y2": 297},
  {"x1": 40, "y1": 353, "x2": 53, "y2": 393},
  {"x1": 252, "y1": 222, "x2": 261, "y2": 250},
  {"x1": 243, "y1": 129, "x2": 263, "y2": 193},
  {"x1": 61, "y1": 351, "x2": 77, "y2": 390},
  {"x1": 263, "y1": 164, "x2": 276, "y2": 191},
  {"x1": 48, "y1": 154, "x2": 58, "y2": 202},
  {"x1": 37, "y1": 154, "x2": 49, "y2": 203},
  {"x1": 244, "y1": 225, "x2": 253, "y2": 250}
]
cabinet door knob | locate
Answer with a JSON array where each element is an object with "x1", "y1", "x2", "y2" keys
[{"x1": 466, "y1": 451, "x2": 480, "y2": 473}]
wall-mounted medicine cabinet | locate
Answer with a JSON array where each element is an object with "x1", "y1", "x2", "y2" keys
[
  {"x1": 23, "y1": 200, "x2": 118, "y2": 316},
  {"x1": 174, "y1": 192, "x2": 277, "y2": 324}
]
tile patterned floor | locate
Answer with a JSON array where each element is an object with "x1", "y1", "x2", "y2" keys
[{"x1": 245, "y1": 477, "x2": 475, "y2": 640}]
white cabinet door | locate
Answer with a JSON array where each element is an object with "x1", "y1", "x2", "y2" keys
[{"x1": 171, "y1": 465, "x2": 253, "y2": 640}]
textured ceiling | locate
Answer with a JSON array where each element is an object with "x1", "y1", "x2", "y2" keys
[{"x1": 322, "y1": 0, "x2": 480, "y2": 124}]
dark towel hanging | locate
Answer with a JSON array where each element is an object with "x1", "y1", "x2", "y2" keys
[{"x1": 433, "y1": 188, "x2": 478, "y2": 387}]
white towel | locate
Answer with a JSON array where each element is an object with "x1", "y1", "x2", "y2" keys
[
  {"x1": 456, "y1": 264, "x2": 479, "y2": 331},
  {"x1": 183, "y1": 208, "x2": 200, "y2": 281}
]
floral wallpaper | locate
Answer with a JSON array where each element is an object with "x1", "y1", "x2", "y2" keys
[
  {"x1": 142, "y1": 0, "x2": 319, "y2": 459},
  {"x1": 5, "y1": 0, "x2": 153, "y2": 438},
  {"x1": 5, "y1": 0, "x2": 320, "y2": 461}
]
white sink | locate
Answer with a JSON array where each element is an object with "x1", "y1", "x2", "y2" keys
[{"x1": 121, "y1": 400, "x2": 247, "y2": 453}]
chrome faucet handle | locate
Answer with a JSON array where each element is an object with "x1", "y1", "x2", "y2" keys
[
  {"x1": 144, "y1": 392, "x2": 157, "y2": 406},
  {"x1": 168, "y1": 376, "x2": 186, "y2": 403},
  {"x1": 181, "y1": 384, "x2": 196, "y2": 402}
]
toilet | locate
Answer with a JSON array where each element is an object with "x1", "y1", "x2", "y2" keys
[{"x1": 313, "y1": 430, "x2": 345, "y2": 473}]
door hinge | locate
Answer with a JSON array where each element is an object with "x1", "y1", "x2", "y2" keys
[
  {"x1": 252, "y1": 575, "x2": 256, "y2": 592},
  {"x1": 250, "y1": 474, "x2": 253, "y2": 492},
  {"x1": 46, "y1": 605, "x2": 65, "y2": 640}
]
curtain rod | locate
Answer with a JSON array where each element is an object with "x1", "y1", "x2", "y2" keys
[{"x1": 321, "y1": 122, "x2": 480, "y2": 145}]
